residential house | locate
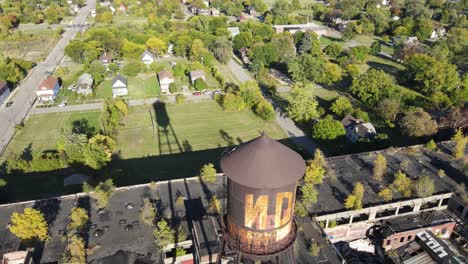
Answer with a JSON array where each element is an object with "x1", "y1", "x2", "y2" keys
[
  {"x1": 341, "y1": 114, "x2": 376, "y2": 143},
  {"x1": 0, "y1": 80, "x2": 10, "y2": 106},
  {"x1": 100, "y1": 53, "x2": 113, "y2": 68},
  {"x1": 247, "y1": 6, "x2": 256, "y2": 16},
  {"x1": 273, "y1": 22, "x2": 341, "y2": 38},
  {"x1": 227, "y1": 27, "x2": 240, "y2": 38},
  {"x1": 118, "y1": 3, "x2": 127, "y2": 14},
  {"x1": 112, "y1": 74, "x2": 128, "y2": 97},
  {"x1": 189, "y1": 70, "x2": 205, "y2": 84},
  {"x1": 190, "y1": 6, "x2": 198, "y2": 14},
  {"x1": 430, "y1": 28, "x2": 446, "y2": 39},
  {"x1": 36, "y1": 76, "x2": 60, "y2": 102},
  {"x1": 406, "y1": 36, "x2": 419, "y2": 45},
  {"x1": 211, "y1": 8, "x2": 220, "y2": 17},
  {"x1": 158, "y1": 70, "x2": 175, "y2": 94},
  {"x1": 140, "y1": 50, "x2": 155, "y2": 66},
  {"x1": 76, "y1": 73, "x2": 93, "y2": 95}
]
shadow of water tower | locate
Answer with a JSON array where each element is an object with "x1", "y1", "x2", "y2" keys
[{"x1": 153, "y1": 101, "x2": 182, "y2": 154}]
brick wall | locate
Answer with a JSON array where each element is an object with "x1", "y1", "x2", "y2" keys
[{"x1": 382, "y1": 222, "x2": 455, "y2": 251}]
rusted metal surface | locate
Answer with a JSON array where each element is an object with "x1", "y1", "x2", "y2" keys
[{"x1": 226, "y1": 179, "x2": 297, "y2": 257}]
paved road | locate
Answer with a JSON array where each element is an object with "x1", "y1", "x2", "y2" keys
[
  {"x1": 226, "y1": 59, "x2": 316, "y2": 155},
  {"x1": 0, "y1": 0, "x2": 96, "y2": 155}
]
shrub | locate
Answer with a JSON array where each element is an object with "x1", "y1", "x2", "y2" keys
[
  {"x1": 153, "y1": 220, "x2": 174, "y2": 249},
  {"x1": 301, "y1": 184, "x2": 318, "y2": 206},
  {"x1": 209, "y1": 195, "x2": 221, "y2": 214},
  {"x1": 90, "y1": 179, "x2": 115, "y2": 209},
  {"x1": 425, "y1": 139, "x2": 437, "y2": 151},
  {"x1": 169, "y1": 83, "x2": 177, "y2": 93},
  {"x1": 114, "y1": 100, "x2": 129, "y2": 116},
  {"x1": 194, "y1": 78, "x2": 207, "y2": 91},
  {"x1": 176, "y1": 247, "x2": 187, "y2": 257},
  {"x1": 304, "y1": 163, "x2": 325, "y2": 185},
  {"x1": 452, "y1": 129, "x2": 467, "y2": 159},
  {"x1": 344, "y1": 182, "x2": 364, "y2": 210},
  {"x1": 176, "y1": 194, "x2": 185, "y2": 207},
  {"x1": 294, "y1": 201, "x2": 308, "y2": 217},
  {"x1": 378, "y1": 188, "x2": 393, "y2": 202},
  {"x1": 69, "y1": 207, "x2": 89, "y2": 230},
  {"x1": 414, "y1": 175, "x2": 435, "y2": 198},
  {"x1": 175, "y1": 94, "x2": 185, "y2": 104},
  {"x1": 9, "y1": 208, "x2": 48, "y2": 241},
  {"x1": 254, "y1": 99, "x2": 275, "y2": 121},
  {"x1": 312, "y1": 115, "x2": 346, "y2": 140},
  {"x1": 373, "y1": 154, "x2": 387, "y2": 181},
  {"x1": 438, "y1": 169, "x2": 446, "y2": 177},
  {"x1": 310, "y1": 242, "x2": 321, "y2": 257},
  {"x1": 328, "y1": 220, "x2": 337, "y2": 228},
  {"x1": 200, "y1": 163, "x2": 217, "y2": 183},
  {"x1": 392, "y1": 170, "x2": 412, "y2": 197}
]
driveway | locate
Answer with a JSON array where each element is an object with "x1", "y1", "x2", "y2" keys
[{"x1": 226, "y1": 59, "x2": 316, "y2": 155}]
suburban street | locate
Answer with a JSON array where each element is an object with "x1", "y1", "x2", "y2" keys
[
  {"x1": 226, "y1": 58, "x2": 317, "y2": 155},
  {"x1": 0, "y1": 0, "x2": 96, "y2": 155}
]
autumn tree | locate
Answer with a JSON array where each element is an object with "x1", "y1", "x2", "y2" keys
[
  {"x1": 392, "y1": 170, "x2": 412, "y2": 197},
  {"x1": 114, "y1": 100, "x2": 129, "y2": 116},
  {"x1": 377, "y1": 98, "x2": 400, "y2": 122},
  {"x1": 209, "y1": 195, "x2": 221, "y2": 214},
  {"x1": 304, "y1": 162, "x2": 325, "y2": 185},
  {"x1": 89, "y1": 179, "x2": 116, "y2": 209},
  {"x1": 452, "y1": 129, "x2": 467, "y2": 159},
  {"x1": 399, "y1": 108, "x2": 437, "y2": 137},
  {"x1": 139, "y1": 198, "x2": 156, "y2": 225},
  {"x1": 301, "y1": 184, "x2": 318, "y2": 206},
  {"x1": 286, "y1": 84, "x2": 319, "y2": 123},
  {"x1": 146, "y1": 37, "x2": 167, "y2": 57},
  {"x1": 68, "y1": 207, "x2": 89, "y2": 231},
  {"x1": 61, "y1": 235, "x2": 86, "y2": 264},
  {"x1": 344, "y1": 182, "x2": 364, "y2": 210},
  {"x1": 373, "y1": 153, "x2": 387, "y2": 181},
  {"x1": 378, "y1": 188, "x2": 393, "y2": 202},
  {"x1": 414, "y1": 175, "x2": 435, "y2": 198},
  {"x1": 9, "y1": 208, "x2": 48, "y2": 241},
  {"x1": 200, "y1": 163, "x2": 217, "y2": 183},
  {"x1": 153, "y1": 220, "x2": 175, "y2": 249}
]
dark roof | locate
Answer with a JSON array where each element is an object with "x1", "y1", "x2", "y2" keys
[
  {"x1": 220, "y1": 134, "x2": 305, "y2": 189},
  {"x1": 341, "y1": 114, "x2": 363, "y2": 128},
  {"x1": 112, "y1": 74, "x2": 127, "y2": 86}
]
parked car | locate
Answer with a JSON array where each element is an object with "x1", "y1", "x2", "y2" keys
[
  {"x1": 213, "y1": 90, "x2": 222, "y2": 95},
  {"x1": 203, "y1": 91, "x2": 213, "y2": 95},
  {"x1": 58, "y1": 102, "x2": 67, "y2": 107},
  {"x1": 192, "y1": 91, "x2": 201, "y2": 96}
]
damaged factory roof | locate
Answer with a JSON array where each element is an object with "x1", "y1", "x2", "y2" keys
[{"x1": 310, "y1": 142, "x2": 467, "y2": 216}]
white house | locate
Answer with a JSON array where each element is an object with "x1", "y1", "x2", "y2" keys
[
  {"x1": 189, "y1": 70, "x2": 206, "y2": 84},
  {"x1": 76, "y1": 73, "x2": 93, "y2": 95},
  {"x1": 430, "y1": 28, "x2": 446, "y2": 39},
  {"x1": 341, "y1": 114, "x2": 377, "y2": 143},
  {"x1": 140, "y1": 50, "x2": 155, "y2": 66},
  {"x1": 36, "y1": 76, "x2": 60, "y2": 102},
  {"x1": 0, "y1": 80, "x2": 10, "y2": 106},
  {"x1": 112, "y1": 74, "x2": 128, "y2": 97},
  {"x1": 406, "y1": 36, "x2": 419, "y2": 46},
  {"x1": 227, "y1": 27, "x2": 240, "y2": 38},
  {"x1": 158, "y1": 70, "x2": 175, "y2": 94}
]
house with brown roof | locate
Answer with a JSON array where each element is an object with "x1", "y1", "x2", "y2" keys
[
  {"x1": 189, "y1": 70, "x2": 205, "y2": 84},
  {"x1": 36, "y1": 76, "x2": 60, "y2": 102},
  {"x1": 99, "y1": 53, "x2": 113, "y2": 68},
  {"x1": 341, "y1": 114, "x2": 376, "y2": 143},
  {"x1": 158, "y1": 70, "x2": 174, "y2": 94},
  {"x1": 0, "y1": 80, "x2": 10, "y2": 106}
]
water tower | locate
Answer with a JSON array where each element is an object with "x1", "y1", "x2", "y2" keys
[{"x1": 217, "y1": 134, "x2": 306, "y2": 263}]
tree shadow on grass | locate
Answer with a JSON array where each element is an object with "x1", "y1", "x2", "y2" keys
[{"x1": 367, "y1": 61, "x2": 402, "y2": 76}]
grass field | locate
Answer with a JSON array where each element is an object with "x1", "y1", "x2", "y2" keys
[
  {"x1": 117, "y1": 101, "x2": 285, "y2": 158},
  {"x1": 95, "y1": 74, "x2": 161, "y2": 99},
  {"x1": 4, "y1": 111, "x2": 102, "y2": 156}
]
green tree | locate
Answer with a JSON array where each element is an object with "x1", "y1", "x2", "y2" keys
[
  {"x1": 233, "y1": 32, "x2": 253, "y2": 49},
  {"x1": 377, "y1": 98, "x2": 400, "y2": 122},
  {"x1": 312, "y1": 115, "x2": 345, "y2": 140},
  {"x1": 399, "y1": 108, "x2": 437, "y2": 137},
  {"x1": 310, "y1": 242, "x2": 321, "y2": 257},
  {"x1": 209, "y1": 37, "x2": 232, "y2": 64},
  {"x1": 349, "y1": 46, "x2": 370, "y2": 64},
  {"x1": 200, "y1": 163, "x2": 217, "y2": 183},
  {"x1": 350, "y1": 69, "x2": 396, "y2": 105},
  {"x1": 139, "y1": 198, "x2": 156, "y2": 225},
  {"x1": 392, "y1": 170, "x2": 412, "y2": 197},
  {"x1": 122, "y1": 61, "x2": 143, "y2": 76},
  {"x1": 301, "y1": 184, "x2": 318, "y2": 206},
  {"x1": 190, "y1": 39, "x2": 206, "y2": 61},
  {"x1": 425, "y1": 139, "x2": 437, "y2": 151},
  {"x1": 68, "y1": 207, "x2": 89, "y2": 231},
  {"x1": 286, "y1": 84, "x2": 319, "y2": 123},
  {"x1": 330, "y1": 97, "x2": 353, "y2": 117},
  {"x1": 370, "y1": 41, "x2": 381, "y2": 55},
  {"x1": 114, "y1": 100, "x2": 129, "y2": 116},
  {"x1": 176, "y1": 94, "x2": 186, "y2": 104},
  {"x1": 452, "y1": 129, "x2": 467, "y2": 159},
  {"x1": 254, "y1": 99, "x2": 275, "y2": 121},
  {"x1": 404, "y1": 54, "x2": 460, "y2": 96},
  {"x1": 169, "y1": 83, "x2": 177, "y2": 93},
  {"x1": 318, "y1": 62, "x2": 342, "y2": 85},
  {"x1": 414, "y1": 175, "x2": 435, "y2": 198},
  {"x1": 9, "y1": 208, "x2": 48, "y2": 241},
  {"x1": 271, "y1": 32, "x2": 296, "y2": 62},
  {"x1": 153, "y1": 220, "x2": 174, "y2": 249},
  {"x1": 373, "y1": 153, "x2": 387, "y2": 181},
  {"x1": 304, "y1": 162, "x2": 325, "y2": 185},
  {"x1": 298, "y1": 32, "x2": 320, "y2": 55},
  {"x1": 61, "y1": 235, "x2": 86, "y2": 264},
  {"x1": 89, "y1": 60, "x2": 106, "y2": 85},
  {"x1": 146, "y1": 37, "x2": 167, "y2": 57},
  {"x1": 324, "y1": 43, "x2": 343, "y2": 59}
]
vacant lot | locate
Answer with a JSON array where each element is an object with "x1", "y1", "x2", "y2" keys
[
  {"x1": 95, "y1": 74, "x2": 161, "y2": 99},
  {"x1": 3, "y1": 111, "x2": 102, "y2": 156}
]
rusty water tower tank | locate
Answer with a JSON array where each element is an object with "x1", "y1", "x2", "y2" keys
[{"x1": 219, "y1": 134, "x2": 305, "y2": 261}]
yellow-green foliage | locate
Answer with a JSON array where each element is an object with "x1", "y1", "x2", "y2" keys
[{"x1": 9, "y1": 208, "x2": 48, "y2": 241}]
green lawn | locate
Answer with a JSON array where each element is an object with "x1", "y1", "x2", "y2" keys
[
  {"x1": 95, "y1": 79, "x2": 113, "y2": 99},
  {"x1": 128, "y1": 75, "x2": 160, "y2": 98},
  {"x1": 4, "y1": 111, "x2": 102, "y2": 156},
  {"x1": 117, "y1": 101, "x2": 285, "y2": 159}
]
